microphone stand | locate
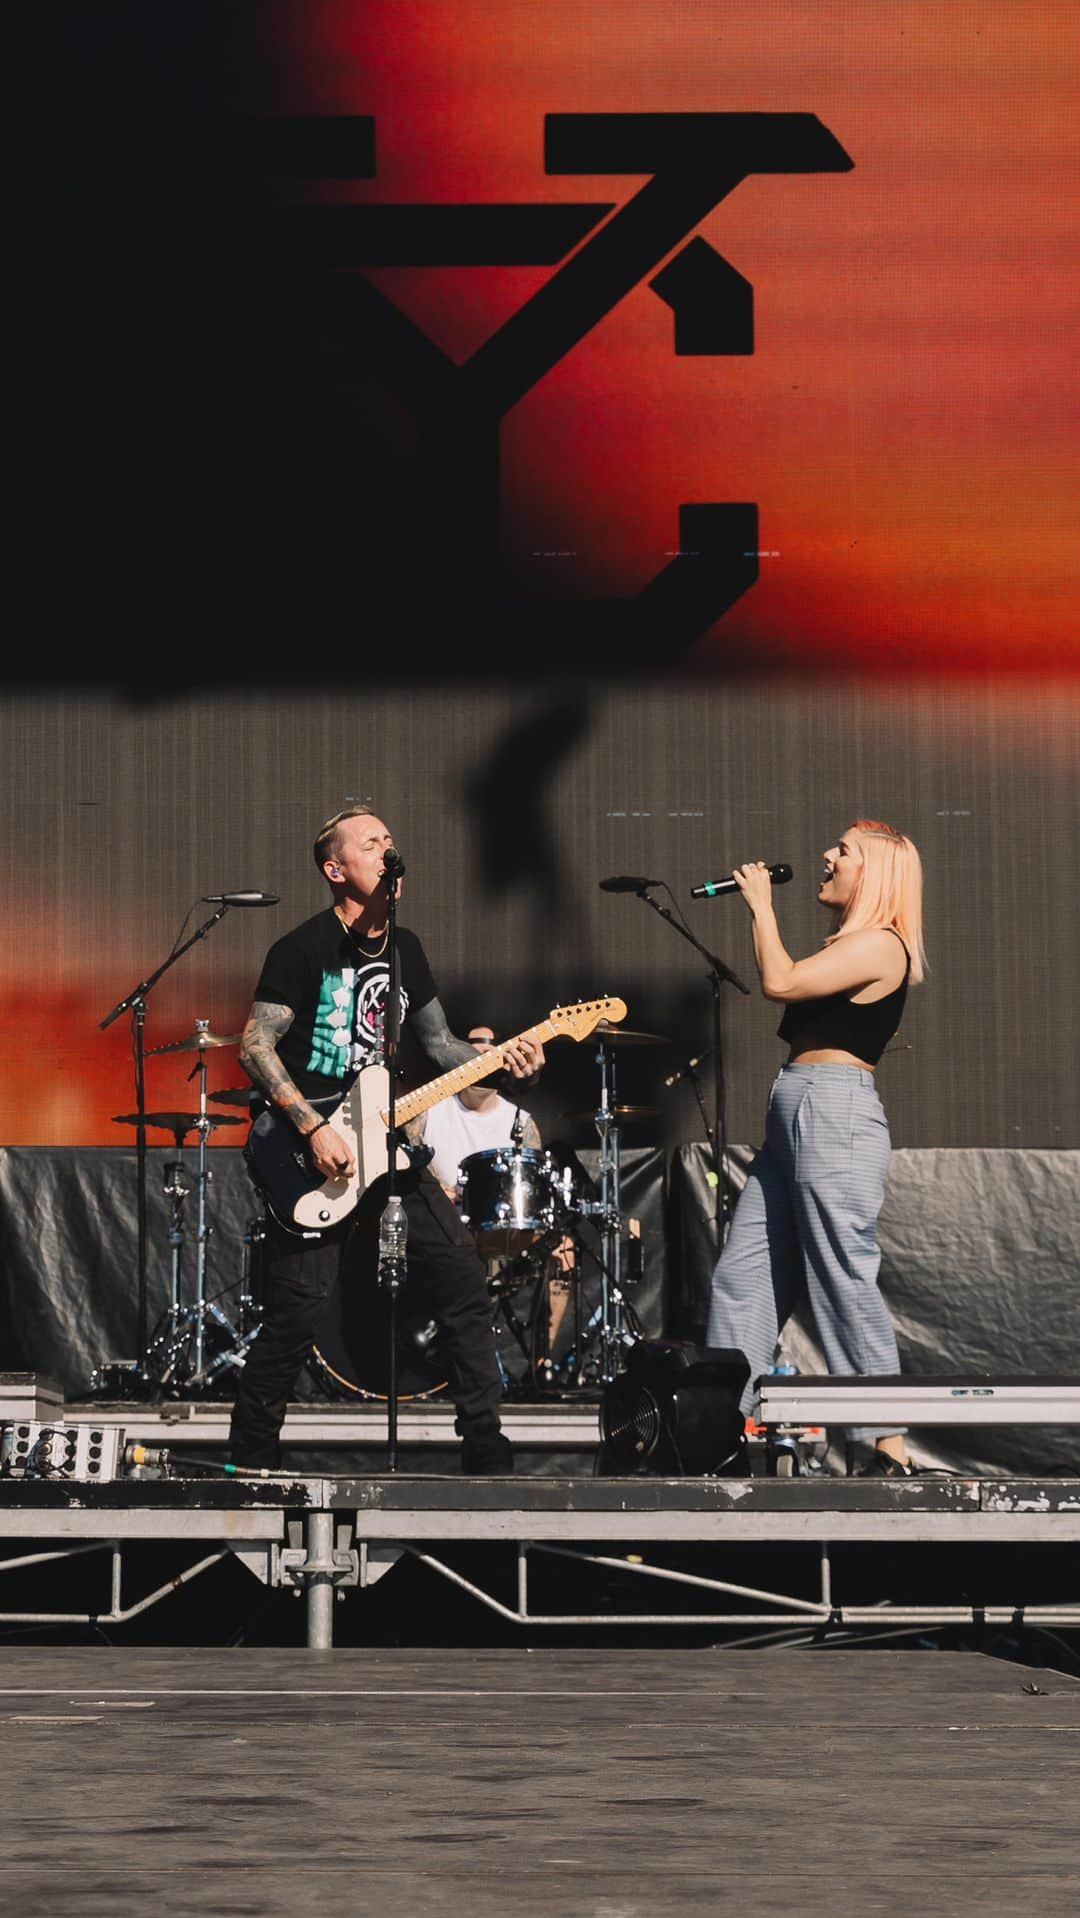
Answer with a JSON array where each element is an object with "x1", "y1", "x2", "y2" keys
[
  {"x1": 378, "y1": 863, "x2": 406, "y2": 1472},
  {"x1": 630, "y1": 886, "x2": 751, "y2": 1248},
  {"x1": 99, "y1": 903, "x2": 232, "y2": 1384}
]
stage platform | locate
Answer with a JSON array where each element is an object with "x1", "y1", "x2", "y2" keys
[
  {"x1": 3, "y1": 1374, "x2": 1078, "y2": 1647},
  {"x1": 2, "y1": 1469, "x2": 1077, "y2": 1650},
  {"x1": 69, "y1": 1392, "x2": 607, "y2": 1475}
]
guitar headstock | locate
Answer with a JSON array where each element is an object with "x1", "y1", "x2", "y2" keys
[{"x1": 549, "y1": 997, "x2": 628, "y2": 1042}]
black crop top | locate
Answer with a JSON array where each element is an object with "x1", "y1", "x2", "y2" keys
[{"x1": 777, "y1": 929, "x2": 910, "y2": 1066}]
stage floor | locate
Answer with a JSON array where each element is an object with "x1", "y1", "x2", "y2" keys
[{"x1": 1, "y1": 1644, "x2": 1078, "y2": 1917}]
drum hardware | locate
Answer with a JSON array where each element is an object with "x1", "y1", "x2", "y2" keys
[
  {"x1": 237, "y1": 1211, "x2": 267, "y2": 1342},
  {"x1": 87, "y1": 1358, "x2": 147, "y2": 1401},
  {"x1": 208, "y1": 1086, "x2": 257, "y2": 1107},
  {"x1": 112, "y1": 1111, "x2": 246, "y2": 1139},
  {"x1": 478, "y1": 1234, "x2": 579, "y2": 1395},
  {"x1": 97, "y1": 900, "x2": 255, "y2": 1398},
  {"x1": 113, "y1": 1024, "x2": 261, "y2": 1396},
  {"x1": 590, "y1": 1026, "x2": 640, "y2": 1384},
  {"x1": 144, "y1": 1026, "x2": 244, "y2": 1057},
  {"x1": 591, "y1": 1025, "x2": 670, "y2": 1047},
  {"x1": 453, "y1": 1110, "x2": 653, "y2": 1391},
  {"x1": 560, "y1": 1104, "x2": 660, "y2": 1126}
]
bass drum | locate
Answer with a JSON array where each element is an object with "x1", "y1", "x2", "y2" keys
[{"x1": 309, "y1": 1263, "x2": 448, "y2": 1402}]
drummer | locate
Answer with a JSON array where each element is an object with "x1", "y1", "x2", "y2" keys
[
  {"x1": 422, "y1": 1026, "x2": 543, "y2": 1200},
  {"x1": 418, "y1": 1026, "x2": 576, "y2": 1373}
]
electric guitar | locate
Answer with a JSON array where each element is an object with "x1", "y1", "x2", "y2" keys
[{"x1": 247, "y1": 996, "x2": 628, "y2": 1231}]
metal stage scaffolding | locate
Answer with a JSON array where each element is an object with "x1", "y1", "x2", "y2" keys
[
  {"x1": 3, "y1": 1374, "x2": 1078, "y2": 1649},
  {"x1": 0, "y1": 1473, "x2": 1078, "y2": 1651}
]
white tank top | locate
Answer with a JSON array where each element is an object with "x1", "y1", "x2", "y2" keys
[{"x1": 423, "y1": 1094, "x2": 521, "y2": 1193}]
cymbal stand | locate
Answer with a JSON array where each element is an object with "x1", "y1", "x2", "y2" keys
[
  {"x1": 142, "y1": 1023, "x2": 259, "y2": 1394},
  {"x1": 237, "y1": 1207, "x2": 266, "y2": 1342},
  {"x1": 183, "y1": 1022, "x2": 263, "y2": 1389},
  {"x1": 157, "y1": 1154, "x2": 193, "y2": 1382},
  {"x1": 592, "y1": 1038, "x2": 631, "y2": 1383},
  {"x1": 187, "y1": 1023, "x2": 215, "y2": 1382}
]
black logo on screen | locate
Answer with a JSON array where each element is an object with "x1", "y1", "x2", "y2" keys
[{"x1": 270, "y1": 113, "x2": 853, "y2": 663}]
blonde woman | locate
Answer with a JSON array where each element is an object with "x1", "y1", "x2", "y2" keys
[{"x1": 706, "y1": 821, "x2": 926, "y2": 1476}]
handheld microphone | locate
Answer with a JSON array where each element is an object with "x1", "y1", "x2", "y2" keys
[
  {"x1": 381, "y1": 848, "x2": 406, "y2": 879},
  {"x1": 200, "y1": 892, "x2": 281, "y2": 907},
  {"x1": 690, "y1": 863, "x2": 792, "y2": 899},
  {"x1": 598, "y1": 875, "x2": 663, "y2": 893}
]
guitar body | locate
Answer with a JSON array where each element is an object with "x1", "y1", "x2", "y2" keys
[
  {"x1": 249, "y1": 1069, "x2": 411, "y2": 1232},
  {"x1": 248, "y1": 998, "x2": 627, "y2": 1231}
]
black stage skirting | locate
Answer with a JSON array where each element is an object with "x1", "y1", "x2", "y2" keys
[{"x1": 1, "y1": 1145, "x2": 1077, "y2": 1477}]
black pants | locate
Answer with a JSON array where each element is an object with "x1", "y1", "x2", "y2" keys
[{"x1": 229, "y1": 1168, "x2": 504, "y2": 1467}]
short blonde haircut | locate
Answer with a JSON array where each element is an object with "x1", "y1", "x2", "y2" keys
[
  {"x1": 313, "y1": 802, "x2": 378, "y2": 876},
  {"x1": 828, "y1": 820, "x2": 927, "y2": 984}
]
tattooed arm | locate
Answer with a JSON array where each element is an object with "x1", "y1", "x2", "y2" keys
[
  {"x1": 406, "y1": 999, "x2": 481, "y2": 1076},
  {"x1": 240, "y1": 1000, "x2": 356, "y2": 1179},
  {"x1": 408, "y1": 998, "x2": 545, "y2": 1083}
]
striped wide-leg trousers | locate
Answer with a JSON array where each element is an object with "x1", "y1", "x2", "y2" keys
[{"x1": 706, "y1": 1063, "x2": 904, "y2": 1441}]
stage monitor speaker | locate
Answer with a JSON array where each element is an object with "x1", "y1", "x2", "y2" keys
[{"x1": 599, "y1": 1340, "x2": 750, "y2": 1476}]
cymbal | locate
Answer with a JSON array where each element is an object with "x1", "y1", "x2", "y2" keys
[
  {"x1": 145, "y1": 1028, "x2": 243, "y2": 1057},
  {"x1": 112, "y1": 1111, "x2": 247, "y2": 1134},
  {"x1": 560, "y1": 1104, "x2": 661, "y2": 1125},
  {"x1": 208, "y1": 1087, "x2": 256, "y2": 1106},
  {"x1": 593, "y1": 1023, "x2": 669, "y2": 1047}
]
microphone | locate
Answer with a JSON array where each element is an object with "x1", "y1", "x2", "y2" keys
[
  {"x1": 200, "y1": 892, "x2": 281, "y2": 907},
  {"x1": 598, "y1": 875, "x2": 663, "y2": 893},
  {"x1": 381, "y1": 848, "x2": 406, "y2": 879},
  {"x1": 663, "y1": 1048, "x2": 713, "y2": 1088},
  {"x1": 690, "y1": 863, "x2": 793, "y2": 899}
]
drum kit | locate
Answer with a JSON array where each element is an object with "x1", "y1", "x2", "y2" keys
[
  {"x1": 310, "y1": 1019, "x2": 671, "y2": 1403},
  {"x1": 104, "y1": 1016, "x2": 671, "y2": 1403}
]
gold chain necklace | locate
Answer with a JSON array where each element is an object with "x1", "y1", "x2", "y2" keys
[{"x1": 335, "y1": 907, "x2": 390, "y2": 959}]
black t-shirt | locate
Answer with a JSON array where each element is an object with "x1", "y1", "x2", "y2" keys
[{"x1": 253, "y1": 909, "x2": 438, "y2": 1101}]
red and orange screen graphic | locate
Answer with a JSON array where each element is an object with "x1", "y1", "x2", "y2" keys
[{"x1": 239, "y1": 0, "x2": 1077, "y2": 675}]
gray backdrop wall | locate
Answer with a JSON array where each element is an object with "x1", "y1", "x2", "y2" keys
[{"x1": 0, "y1": 678, "x2": 1076, "y2": 1151}]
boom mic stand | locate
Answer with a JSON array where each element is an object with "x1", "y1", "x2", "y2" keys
[
  {"x1": 99, "y1": 903, "x2": 233, "y2": 1384},
  {"x1": 377, "y1": 852, "x2": 407, "y2": 1472},
  {"x1": 627, "y1": 884, "x2": 751, "y2": 1248}
]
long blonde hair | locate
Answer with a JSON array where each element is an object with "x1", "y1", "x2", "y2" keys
[{"x1": 828, "y1": 820, "x2": 927, "y2": 983}]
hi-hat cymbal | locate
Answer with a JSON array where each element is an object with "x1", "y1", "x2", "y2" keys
[
  {"x1": 208, "y1": 1087, "x2": 256, "y2": 1106},
  {"x1": 143, "y1": 1028, "x2": 242, "y2": 1058},
  {"x1": 593, "y1": 1023, "x2": 669, "y2": 1047},
  {"x1": 560, "y1": 1104, "x2": 661, "y2": 1125},
  {"x1": 112, "y1": 1111, "x2": 246, "y2": 1134}
]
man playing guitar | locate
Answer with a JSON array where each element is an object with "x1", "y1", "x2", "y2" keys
[{"x1": 229, "y1": 804, "x2": 544, "y2": 1475}]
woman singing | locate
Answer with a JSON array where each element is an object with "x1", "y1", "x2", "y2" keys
[{"x1": 706, "y1": 820, "x2": 926, "y2": 1476}]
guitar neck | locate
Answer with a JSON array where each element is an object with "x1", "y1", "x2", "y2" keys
[{"x1": 384, "y1": 1020, "x2": 557, "y2": 1127}]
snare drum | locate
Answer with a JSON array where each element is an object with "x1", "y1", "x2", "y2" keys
[{"x1": 458, "y1": 1146, "x2": 560, "y2": 1256}]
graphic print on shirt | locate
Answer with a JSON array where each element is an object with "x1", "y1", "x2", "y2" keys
[{"x1": 306, "y1": 962, "x2": 410, "y2": 1079}]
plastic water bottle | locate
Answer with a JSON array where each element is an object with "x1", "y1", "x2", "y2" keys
[
  {"x1": 768, "y1": 1335, "x2": 798, "y2": 1377},
  {"x1": 378, "y1": 1193, "x2": 408, "y2": 1284}
]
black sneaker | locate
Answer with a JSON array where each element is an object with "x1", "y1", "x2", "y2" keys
[{"x1": 460, "y1": 1431, "x2": 514, "y2": 1476}]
